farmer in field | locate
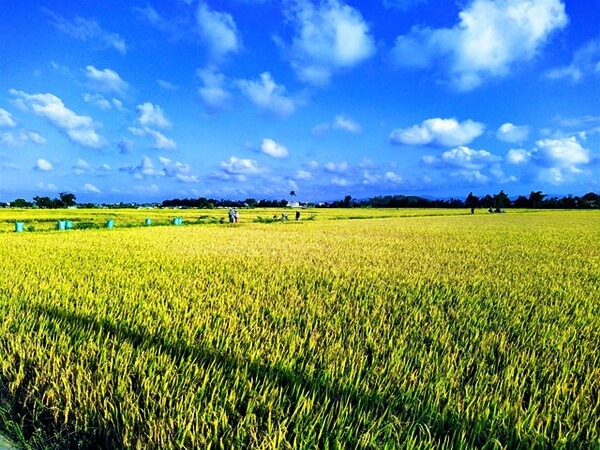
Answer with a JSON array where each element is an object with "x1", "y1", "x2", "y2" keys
[
  {"x1": 234, "y1": 209, "x2": 240, "y2": 223},
  {"x1": 228, "y1": 209, "x2": 235, "y2": 223}
]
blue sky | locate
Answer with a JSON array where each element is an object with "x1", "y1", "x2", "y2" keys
[{"x1": 1, "y1": 0, "x2": 598, "y2": 203}]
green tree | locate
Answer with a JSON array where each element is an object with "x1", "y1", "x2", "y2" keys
[
  {"x1": 11, "y1": 198, "x2": 31, "y2": 208},
  {"x1": 529, "y1": 191, "x2": 546, "y2": 208},
  {"x1": 33, "y1": 196, "x2": 53, "y2": 208},
  {"x1": 493, "y1": 190, "x2": 510, "y2": 208},
  {"x1": 59, "y1": 192, "x2": 77, "y2": 208},
  {"x1": 465, "y1": 192, "x2": 479, "y2": 208}
]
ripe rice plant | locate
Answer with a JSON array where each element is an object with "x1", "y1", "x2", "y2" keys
[{"x1": 0, "y1": 210, "x2": 598, "y2": 448}]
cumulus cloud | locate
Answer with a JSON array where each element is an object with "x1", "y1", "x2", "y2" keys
[
  {"x1": 507, "y1": 148, "x2": 530, "y2": 164},
  {"x1": 423, "y1": 145, "x2": 504, "y2": 183},
  {"x1": 261, "y1": 138, "x2": 289, "y2": 158},
  {"x1": 296, "y1": 169, "x2": 312, "y2": 179},
  {"x1": 1, "y1": 130, "x2": 46, "y2": 146},
  {"x1": 333, "y1": 114, "x2": 362, "y2": 133},
  {"x1": 392, "y1": 0, "x2": 568, "y2": 90},
  {"x1": 158, "y1": 156, "x2": 199, "y2": 183},
  {"x1": 197, "y1": 66, "x2": 232, "y2": 113},
  {"x1": 361, "y1": 169, "x2": 403, "y2": 186},
  {"x1": 533, "y1": 136, "x2": 590, "y2": 170},
  {"x1": 45, "y1": 9, "x2": 127, "y2": 53},
  {"x1": 74, "y1": 158, "x2": 91, "y2": 174},
  {"x1": 496, "y1": 122, "x2": 530, "y2": 143},
  {"x1": 331, "y1": 176, "x2": 349, "y2": 186},
  {"x1": 439, "y1": 146, "x2": 502, "y2": 170},
  {"x1": 137, "y1": 102, "x2": 172, "y2": 128},
  {"x1": 196, "y1": 1, "x2": 241, "y2": 61},
  {"x1": 237, "y1": 72, "x2": 298, "y2": 118},
  {"x1": 10, "y1": 89, "x2": 103, "y2": 148},
  {"x1": 35, "y1": 158, "x2": 53, "y2": 171},
  {"x1": 390, "y1": 118, "x2": 484, "y2": 146},
  {"x1": 83, "y1": 183, "x2": 101, "y2": 193},
  {"x1": 83, "y1": 93, "x2": 111, "y2": 110},
  {"x1": 324, "y1": 161, "x2": 349, "y2": 173},
  {"x1": 73, "y1": 158, "x2": 110, "y2": 175},
  {"x1": 221, "y1": 156, "x2": 261, "y2": 175},
  {"x1": 129, "y1": 127, "x2": 177, "y2": 151},
  {"x1": 283, "y1": 0, "x2": 376, "y2": 85},
  {"x1": 85, "y1": 66, "x2": 128, "y2": 95},
  {"x1": 0, "y1": 108, "x2": 16, "y2": 127},
  {"x1": 546, "y1": 38, "x2": 600, "y2": 82},
  {"x1": 119, "y1": 156, "x2": 163, "y2": 179}
]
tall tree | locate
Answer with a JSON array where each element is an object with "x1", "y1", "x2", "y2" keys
[
  {"x1": 493, "y1": 190, "x2": 510, "y2": 208},
  {"x1": 529, "y1": 191, "x2": 546, "y2": 208},
  {"x1": 59, "y1": 192, "x2": 77, "y2": 208}
]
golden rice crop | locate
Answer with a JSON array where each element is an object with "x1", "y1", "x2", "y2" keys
[{"x1": 0, "y1": 209, "x2": 598, "y2": 449}]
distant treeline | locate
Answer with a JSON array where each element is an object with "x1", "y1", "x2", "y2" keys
[
  {"x1": 161, "y1": 197, "x2": 289, "y2": 208},
  {"x1": 329, "y1": 191, "x2": 599, "y2": 209},
  {"x1": 3, "y1": 190, "x2": 598, "y2": 209}
]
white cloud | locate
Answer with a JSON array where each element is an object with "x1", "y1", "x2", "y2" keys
[
  {"x1": 112, "y1": 99, "x2": 124, "y2": 111},
  {"x1": 1, "y1": 130, "x2": 46, "y2": 146},
  {"x1": 237, "y1": 72, "x2": 298, "y2": 118},
  {"x1": 296, "y1": 169, "x2": 312, "y2": 179},
  {"x1": 332, "y1": 114, "x2": 362, "y2": 133},
  {"x1": 85, "y1": 66, "x2": 128, "y2": 95},
  {"x1": 129, "y1": 126, "x2": 177, "y2": 151},
  {"x1": 261, "y1": 138, "x2": 289, "y2": 158},
  {"x1": 331, "y1": 176, "x2": 349, "y2": 186},
  {"x1": 197, "y1": 66, "x2": 232, "y2": 112},
  {"x1": 496, "y1": 122, "x2": 530, "y2": 143},
  {"x1": 145, "y1": 129, "x2": 177, "y2": 151},
  {"x1": 440, "y1": 146, "x2": 502, "y2": 170},
  {"x1": 220, "y1": 156, "x2": 261, "y2": 175},
  {"x1": 119, "y1": 156, "x2": 163, "y2": 179},
  {"x1": 196, "y1": 1, "x2": 241, "y2": 60},
  {"x1": 10, "y1": 89, "x2": 103, "y2": 148},
  {"x1": 0, "y1": 108, "x2": 16, "y2": 127},
  {"x1": 533, "y1": 136, "x2": 590, "y2": 169},
  {"x1": 45, "y1": 9, "x2": 126, "y2": 53},
  {"x1": 384, "y1": 171, "x2": 403, "y2": 183},
  {"x1": 83, "y1": 183, "x2": 101, "y2": 193},
  {"x1": 324, "y1": 161, "x2": 349, "y2": 173},
  {"x1": 83, "y1": 93, "x2": 111, "y2": 110},
  {"x1": 390, "y1": 118, "x2": 484, "y2": 146},
  {"x1": 35, "y1": 158, "x2": 53, "y2": 171},
  {"x1": 392, "y1": 0, "x2": 568, "y2": 90},
  {"x1": 507, "y1": 148, "x2": 530, "y2": 164},
  {"x1": 546, "y1": 38, "x2": 600, "y2": 82},
  {"x1": 137, "y1": 102, "x2": 172, "y2": 128},
  {"x1": 283, "y1": 0, "x2": 376, "y2": 85},
  {"x1": 74, "y1": 158, "x2": 91, "y2": 174},
  {"x1": 159, "y1": 156, "x2": 199, "y2": 183}
]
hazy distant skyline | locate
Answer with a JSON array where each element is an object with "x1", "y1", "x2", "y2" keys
[{"x1": 1, "y1": 0, "x2": 598, "y2": 203}]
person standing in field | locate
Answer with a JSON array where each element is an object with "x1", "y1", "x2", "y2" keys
[
  {"x1": 295, "y1": 210, "x2": 300, "y2": 221},
  {"x1": 228, "y1": 209, "x2": 234, "y2": 223},
  {"x1": 234, "y1": 209, "x2": 239, "y2": 223}
]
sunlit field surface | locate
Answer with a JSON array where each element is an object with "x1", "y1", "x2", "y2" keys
[
  {"x1": 0, "y1": 207, "x2": 476, "y2": 233},
  {"x1": 0, "y1": 210, "x2": 599, "y2": 449}
]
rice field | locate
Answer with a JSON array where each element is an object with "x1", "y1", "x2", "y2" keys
[{"x1": 0, "y1": 209, "x2": 598, "y2": 449}]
